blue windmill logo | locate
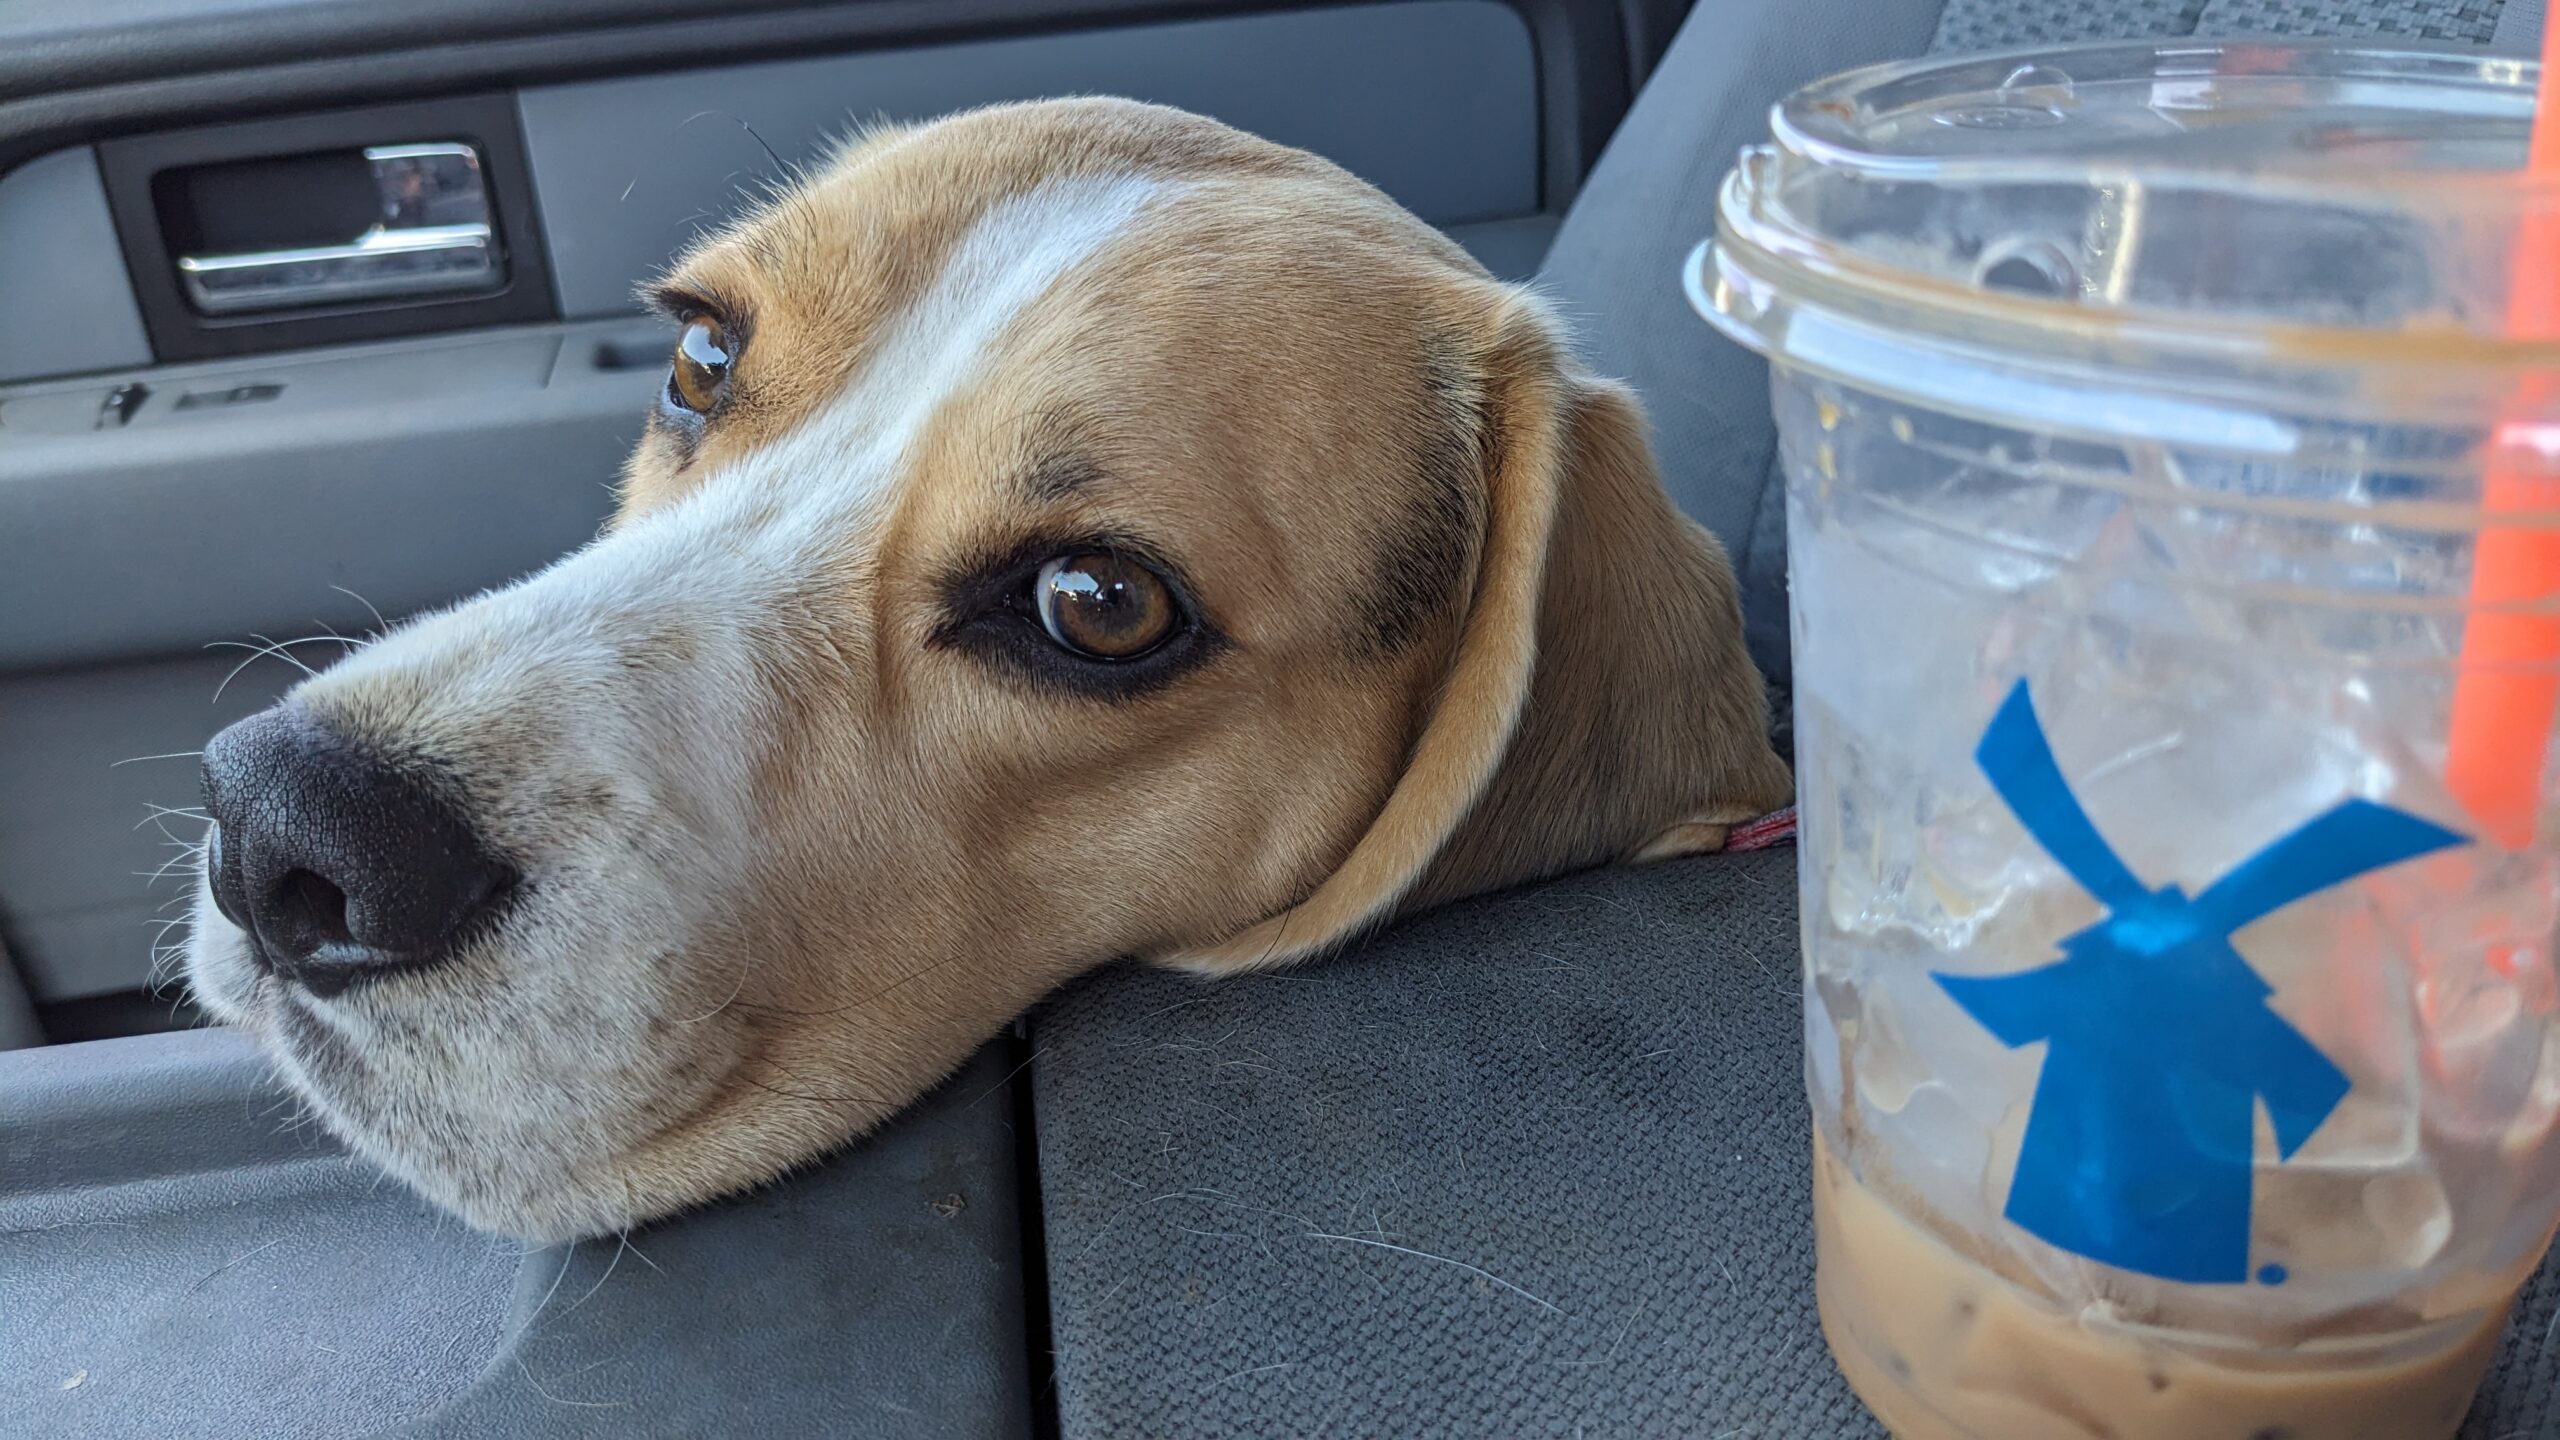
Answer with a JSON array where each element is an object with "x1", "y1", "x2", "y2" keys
[{"x1": 1935, "y1": 681, "x2": 2465, "y2": 1285}]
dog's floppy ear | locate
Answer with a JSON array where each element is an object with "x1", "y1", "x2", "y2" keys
[{"x1": 1159, "y1": 291, "x2": 1792, "y2": 975}]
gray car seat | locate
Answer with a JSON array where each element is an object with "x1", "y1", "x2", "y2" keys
[{"x1": 1026, "y1": 2, "x2": 2560, "y2": 1435}]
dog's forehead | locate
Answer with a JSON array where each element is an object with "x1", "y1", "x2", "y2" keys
[
  {"x1": 666, "y1": 100, "x2": 1461, "y2": 388},
  {"x1": 636, "y1": 116, "x2": 1277, "y2": 498},
  {"x1": 665, "y1": 101, "x2": 1333, "y2": 347},
  {"x1": 617, "y1": 100, "x2": 1490, "y2": 660}
]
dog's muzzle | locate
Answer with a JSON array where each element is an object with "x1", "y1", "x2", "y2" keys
[{"x1": 200, "y1": 706, "x2": 517, "y2": 998}]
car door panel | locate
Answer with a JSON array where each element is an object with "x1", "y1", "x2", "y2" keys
[
  {"x1": 521, "y1": 1, "x2": 1543, "y2": 317},
  {"x1": 0, "y1": 0, "x2": 1628, "y2": 209}
]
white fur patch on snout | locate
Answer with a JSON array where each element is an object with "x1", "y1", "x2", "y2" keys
[{"x1": 696, "y1": 172, "x2": 1183, "y2": 529}]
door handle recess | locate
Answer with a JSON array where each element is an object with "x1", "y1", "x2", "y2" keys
[{"x1": 176, "y1": 143, "x2": 498, "y2": 314}]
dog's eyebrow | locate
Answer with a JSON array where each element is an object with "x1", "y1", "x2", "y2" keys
[{"x1": 1015, "y1": 452, "x2": 1108, "y2": 502}]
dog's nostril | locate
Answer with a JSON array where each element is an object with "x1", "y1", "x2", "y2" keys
[{"x1": 272, "y1": 869, "x2": 355, "y2": 950}]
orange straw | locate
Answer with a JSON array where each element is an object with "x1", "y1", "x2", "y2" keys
[{"x1": 2445, "y1": 21, "x2": 2560, "y2": 850}]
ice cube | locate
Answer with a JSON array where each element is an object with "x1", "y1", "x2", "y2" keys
[{"x1": 2361, "y1": 1168, "x2": 2454, "y2": 1269}]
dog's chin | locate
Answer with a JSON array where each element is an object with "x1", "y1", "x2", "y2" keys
[{"x1": 180, "y1": 883, "x2": 780, "y2": 1242}]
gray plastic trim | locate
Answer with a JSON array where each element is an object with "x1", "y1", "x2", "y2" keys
[
  {"x1": 0, "y1": 318, "x2": 660, "y2": 673},
  {"x1": 1, "y1": 1027, "x2": 1033, "y2": 1438},
  {"x1": 520, "y1": 0, "x2": 1540, "y2": 317},
  {"x1": 0, "y1": 148, "x2": 151, "y2": 384}
]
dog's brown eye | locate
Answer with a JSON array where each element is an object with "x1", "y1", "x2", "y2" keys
[
  {"x1": 668, "y1": 317, "x2": 732, "y2": 413},
  {"x1": 1036, "y1": 553, "x2": 1176, "y2": 659}
]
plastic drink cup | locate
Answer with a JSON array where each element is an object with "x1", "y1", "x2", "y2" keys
[{"x1": 1691, "y1": 40, "x2": 2560, "y2": 1440}]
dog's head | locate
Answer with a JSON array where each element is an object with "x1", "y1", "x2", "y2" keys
[{"x1": 184, "y1": 100, "x2": 1789, "y2": 1240}]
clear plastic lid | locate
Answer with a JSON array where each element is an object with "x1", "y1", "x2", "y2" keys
[{"x1": 1692, "y1": 41, "x2": 2560, "y2": 431}]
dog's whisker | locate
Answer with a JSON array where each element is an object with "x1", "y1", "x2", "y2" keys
[
  {"x1": 147, "y1": 930, "x2": 194, "y2": 963},
  {"x1": 666, "y1": 937, "x2": 759, "y2": 1025},
  {"x1": 142, "y1": 842, "x2": 210, "y2": 885},
  {"x1": 302, "y1": 617, "x2": 374, "y2": 654},
  {"x1": 140, "y1": 814, "x2": 208, "y2": 856},
  {"x1": 734, "y1": 1072, "x2": 901, "y2": 1112},
  {"x1": 204, "y1": 636, "x2": 307, "y2": 665},
  {"x1": 514, "y1": 1356, "x2": 627, "y2": 1411},
  {"x1": 514, "y1": 1241, "x2": 583, "y2": 1343},
  {"x1": 109, "y1": 749, "x2": 205, "y2": 768},
  {"x1": 616, "y1": 1230, "x2": 664, "y2": 1275},
  {"x1": 133, "y1": 802, "x2": 210, "y2": 825},
  {"x1": 243, "y1": 633, "x2": 326, "y2": 680},
  {"x1": 966, "y1": 1046, "x2": 1048, "y2": 1108},
  {"x1": 728, "y1": 946, "x2": 978, "y2": 1023},
  {"x1": 553, "y1": 1231, "x2": 632, "y2": 1320},
  {"x1": 208, "y1": 629, "x2": 346, "y2": 700},
  {"x1": 210, "y1": 647, "x2": 278, "y2": 704},
  {"x1": 677, "y1": 108, "x2": 785, "y2": 173},
  {"x1": 328, "y1": 584, "x2": 391, "y2": 635}
]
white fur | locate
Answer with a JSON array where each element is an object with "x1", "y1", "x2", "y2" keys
[{"x1": 712, "y1": 172, "x2": 1178, "y2": 527}]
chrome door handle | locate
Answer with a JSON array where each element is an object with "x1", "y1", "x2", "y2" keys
[{"x1": 176, "y1": 143, "x2": 499, "y2": 314}]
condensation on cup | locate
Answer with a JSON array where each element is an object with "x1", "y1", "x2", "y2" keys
[{"x1": 1693, "y1": 40, "x2": 2560, "y2": 1440}]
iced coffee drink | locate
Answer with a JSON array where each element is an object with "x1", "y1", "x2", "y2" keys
[
  {"x1": 1695, "y1": 37, "x2": 2560, "y2": 1440},
  {"x1": 1814, "y1": 1138, "x2": 2523, "y2": 1440}
]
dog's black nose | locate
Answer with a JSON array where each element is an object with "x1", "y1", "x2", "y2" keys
[{"x1": 200, "y1": 707, "x2": 514, "y2": 997}]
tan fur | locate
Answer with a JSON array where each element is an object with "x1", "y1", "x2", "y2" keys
[
  {"x1": 183, "y1": 97, "x2": 1789, "y2": 1240},
  {"x1": 1158, "y1": 303, "x2": 1792, "y2": 973}
]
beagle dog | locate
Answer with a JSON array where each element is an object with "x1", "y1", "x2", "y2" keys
[{"x1": 184, "y1": 99, "x2": 1792, "y2": 1241}]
